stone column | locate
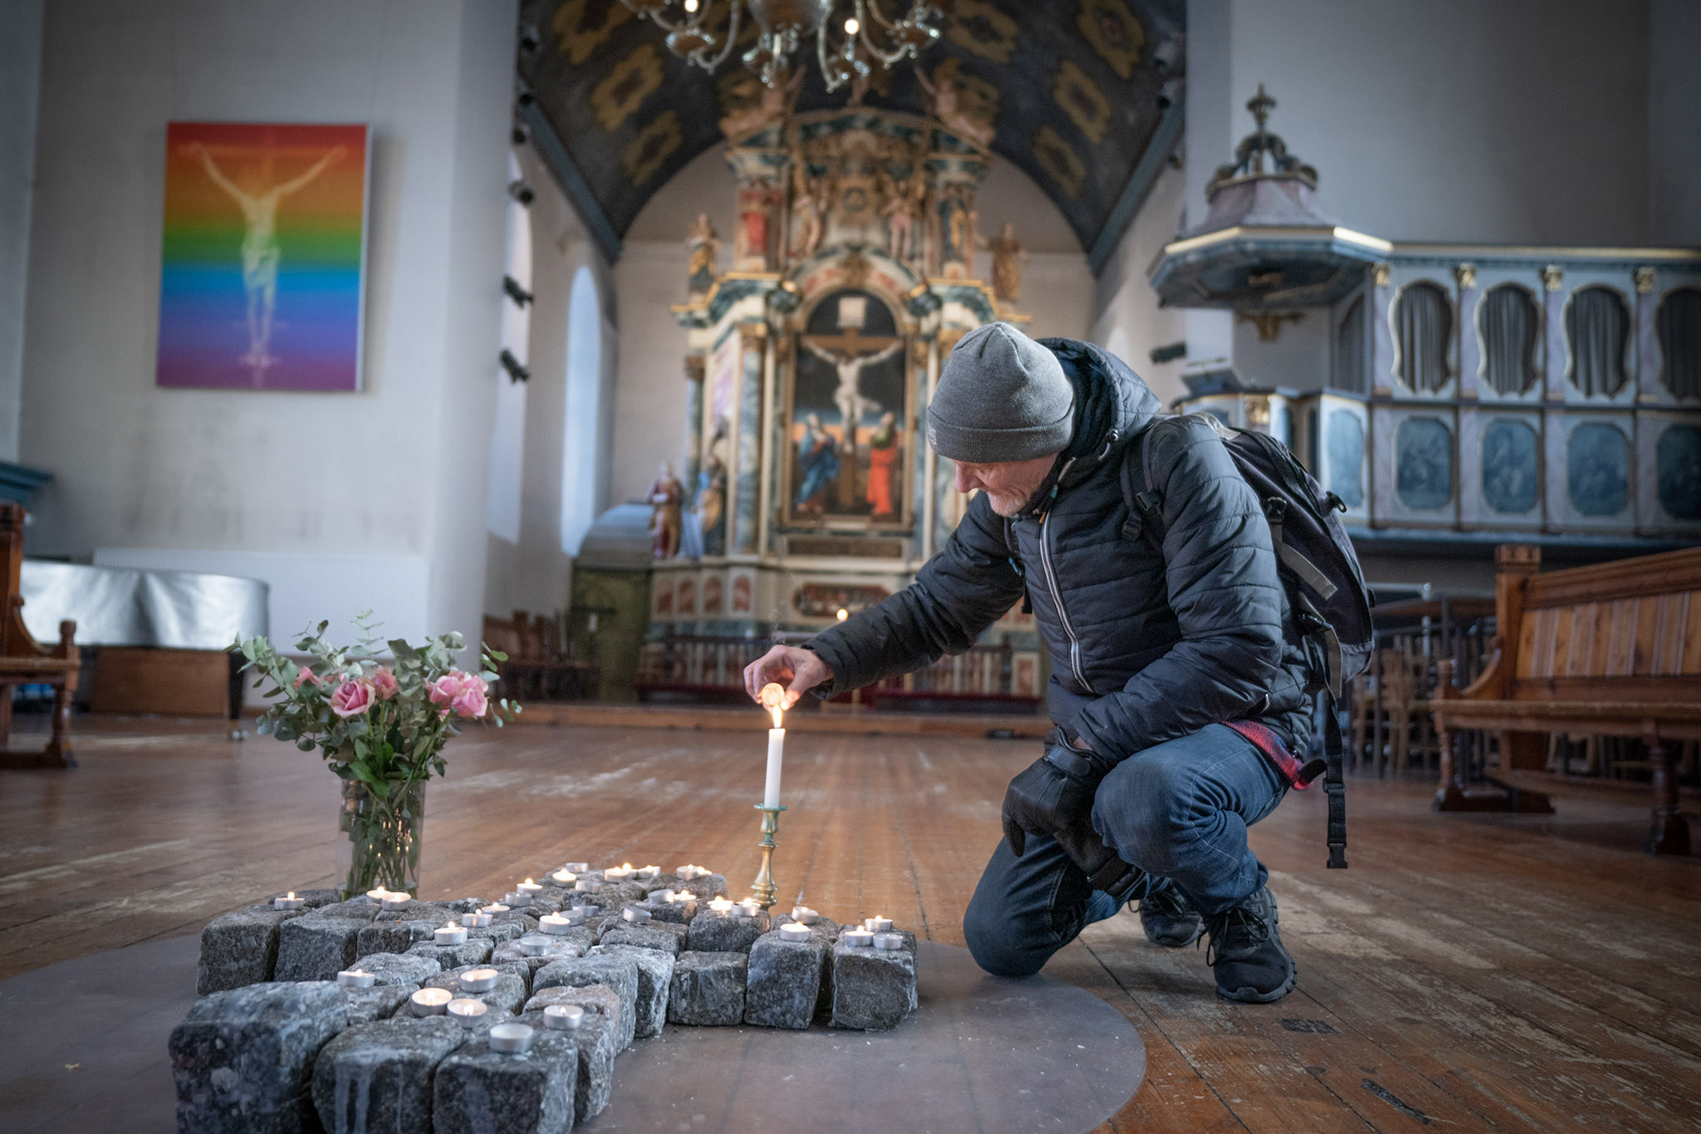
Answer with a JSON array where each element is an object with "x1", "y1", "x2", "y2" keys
[
  {"x1": 1455, "y1": 263, "x2": 1479, "y2": 399},
  {"x1": 1542, "y1": 265, "x2": 1567, "y2": 400},
  {"x1": 1634, "y1": 266, "x2": 1660, "y2": 400}
]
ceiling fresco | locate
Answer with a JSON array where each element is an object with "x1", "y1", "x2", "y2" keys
[{"x1": 518, "y1": 0, "x2": 1186, "y2": 267}]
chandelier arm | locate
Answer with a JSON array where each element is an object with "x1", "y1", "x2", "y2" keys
[
  {"x1": 858, "y1": 22, "x2": 911, "y2": 65},
  {"x1": 643, "y1": 0, "x2": 683, "y2": 34},
  {"x1": 862, "y1": 0, "x2": 898, "y2": 31},
  {"x1": 816, "y1": 20, "x2": 843, "y2": 91},
  {"x1": 690, "y1": 0, "x2": 741, "y2": 71}
]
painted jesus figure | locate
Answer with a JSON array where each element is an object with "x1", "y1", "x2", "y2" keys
[{"x1": 804, "y1": 339, "x2": 902, "y2": 452}]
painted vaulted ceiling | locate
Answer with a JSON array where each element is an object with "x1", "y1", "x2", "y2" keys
[{"x1": 517, "y1": 0, "x2": 1186, "y2": 269}]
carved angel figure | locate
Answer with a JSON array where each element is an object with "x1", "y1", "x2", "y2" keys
[
  {"x1": 915, "y1": 67, "x2": 994, "y2": 148},
  {"x1": 718, "y1": 68, "x2": 802, "y2": 142},
  {"x1": 881, "y1": 176, "x2": 923, "y2": 263}
]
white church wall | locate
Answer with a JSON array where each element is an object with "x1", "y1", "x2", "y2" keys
[
  {"x1": 1088, "y1": 163, "x2": 1189, "y2": 408},
  {"x1": 0, "y1": 0, "x2": 44, "y2": 462},
  {"x1": 18, "y1": 0, "x2": 515, "y2": 650}
]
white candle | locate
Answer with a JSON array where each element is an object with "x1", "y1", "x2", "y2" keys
[
  {"x1": 708, "y1": 898, "x2": 735, "y2": 914},
  {"x1": 538, "y1": 913, "x2": 573, "y2": 935},
  {"x1": 366, "y1": 888, "x2": 391, "y2": 902},
  {"x1": 574, "y1": 879, "x2": 601, "y2": 892},
  {"x1": 648, "y1": 889, "x2": 674, "y2": 905},
  {"x1": 790, "y1": 906, "x2": 818, "y2": 925},
  {"x1": 864, "y1": 916, "x2": 893, "y2": 932},
  {"x1": 410, "y1": 987, "x2": 453, "y2": 1016},
  {"x1": 622, "y1": 906, "x2": 651, "y2": 924},
  {"x1": 844, "y1": 928, "x2": 874, "y2": 947},
  {"x1": 434, "y1": 923, "x2": 469, "y2": 945},
  {"x1": 549, "y1": 870, "x2": 577, "y2": 887},
  {"x1": 636, "y1": 865, "x2": 661, "y2": 880},
  {"x1": 488, "y1": 1022, "x2": 534, "y2": 1053},
  {"x1": 447, "y1": 998, "x2": 488, "y2": 1023},
  {"x1": 561, "y1": 906, "x2": 588, "y2": 925},
  {"x1": 873, "y1": 932, "x2": 905, "y2": 951},
  {"x1": 604, "y1": 864, "x2": 633, "y2": 882},
  {"x1": 564, "y1": 861, "x2": 590, "y2": 873},
  {"x1": 505, "y1": 891, "x2": 531, "y2": 907},
  {"x1": 667, "y1": 891, "x2": 694, "y2": 905},
  {"x1": 482, "y1": 904, "x2": 510, "y2": 914},
  {"x1": 381, "y1": 893, "x2": 413, "y2": 911},
  {"x1": 273, "y1": 891, "x2": 305, "y2": 911},
  {"x1": 736, "y1": 899, "x2": 760, "y2": 919},
  {"x1": 764, "y1": 728, "x2": 785, "y2": 808},
  {"x1": 460, "y1": 912, "x2": 493, "y2": 928},
  {"x1": 570, "y1": 902, "x2": 600, "y2": 918},
  {"x1": 517, "y1": 934, "x2": 555, "y2": 956},
  {"x1": 517, "y1": 878, "x2": 543, "y2": 895},
  {"x1": 676, "y1": 865, "x2": 705, "y2": 880},
  {"x1": 458, "y1": 967, "x2": 500, "y2": 992},
  {"x1": 543, "y1": 1004, "x2": 585, "y2": 1031},
  {"x1": 336, "y1": 969, "x2": 375, "y2": 988},
  {"x1": 779, "y1": 921, "x2": 811, "y2": 942}
]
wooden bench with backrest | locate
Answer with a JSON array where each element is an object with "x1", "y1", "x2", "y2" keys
[
  {"x1": 0, "y1": 503, "x2": 80, "y2": 768},
  {"x1": 1431, "y1": 544, "x2": 1701, "y2": 854}
]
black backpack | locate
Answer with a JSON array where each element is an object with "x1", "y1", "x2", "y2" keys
[{"x1": 1121, "y1": 412, "x2": 1374, "y2": 869}]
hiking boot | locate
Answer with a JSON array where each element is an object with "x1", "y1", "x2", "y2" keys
[
  {"x1": 1203, "y1": 885, "x2": 1295, "y2": 1003},
  {"x1": 1135, "y1": 882, "x2": 1203, "y2": 948}
]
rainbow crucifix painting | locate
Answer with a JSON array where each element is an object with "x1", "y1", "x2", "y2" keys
[{"x1": 157, "y1": 122, "x2": 369, "y2": 391}]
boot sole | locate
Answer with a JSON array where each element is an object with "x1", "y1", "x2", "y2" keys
[
  {"x1": 1216, "y1": 965, "x2": 1297, "y2": 1004},
  {"x1": 1144, "y1": 923, "x2": 1203, "y2": 948}
]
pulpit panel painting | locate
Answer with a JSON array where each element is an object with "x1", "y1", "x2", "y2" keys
[
  {"x1": 157, "y1": 122, "x2": 369, "y2": 391},
  {"x1": 785, "y1": 289, "x2": 911, "y2": 528}
]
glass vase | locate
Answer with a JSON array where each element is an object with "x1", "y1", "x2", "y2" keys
[{"x1": 335, "y1": 777, "x2": 426, "y2": 899}]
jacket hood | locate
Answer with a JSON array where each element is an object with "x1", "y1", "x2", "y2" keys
[{"x1": 1011, "y1": 338, "x2": 1165, "y2": 513}]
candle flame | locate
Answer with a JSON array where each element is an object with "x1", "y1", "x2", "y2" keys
[
  {"x1": 286, "y1": 892, "x2": 295, "y2": 900},
  {"x1": 524, "y1": 878, "x2": 534, "y2": 885},
  {"x1": 836, "y1": 607, "x2": 849, "y2": 621},
  {"x1": 759, "y1": 681, "x2": 786, "y2": 726}
]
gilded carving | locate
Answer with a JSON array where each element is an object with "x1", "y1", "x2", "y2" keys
[
  {"x1": 591, "y1": 43, "x2": 665, "y2": 131},
  {"x1": 552, "y1": 0, "x2": 633, "y2": 67},
  {"x1": 946, "y1": 0, "x2": 1020, "y2": 64},
  {"x1": 1077, "y1": 0, "x2": 1146, "y2": 80},
  {"x1": 1542, "y1": 265, "x2": 1564, "y2": 292},
  {"x1": 1033, "y1": 126, "x2": 1087, "y2": 199},
  {"x1": 1054, "y1": 59, "x2": 1112, "y2": 145},
  {"x1": 1454, "y1": 262, "x2": 1477, "y2": 290},
  {"x1": 1372, "y1": 262, "x2": 1392, "y2": 287},
  {"x1": 1635, "y1": 266, "x2": 1657, "y2": 294},
  {"x1": 917, "y1": 64, "x2": 995, "y2": 149},
  {"x1": 621, "y1": 110, "x2": 682, "y2": 186}
]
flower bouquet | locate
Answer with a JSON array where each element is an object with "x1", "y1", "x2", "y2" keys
[{"x1": 233, "y1": 614, "x2": 520, "y2": 899}]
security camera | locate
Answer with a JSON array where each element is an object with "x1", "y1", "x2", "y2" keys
[
  {"x1": 508, "y1": 179, "x2": 535, "y2": 206},
  {"x1": 512, "y1": 121, "x2": 531, "y2": 146},
  {"x1": 1157, "y1": 77, "x2": 1184, "y2": 110},
  {"x1": 518, "y1": 24, "x2": 541, "y2": 53}
]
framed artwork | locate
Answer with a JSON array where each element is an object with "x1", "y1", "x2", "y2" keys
[
  {"x1": 157, "y1": 122, "x2": 370, "y2": 391},
  {"x1": 783, "y1": 288, "x2": 912, "y2": 528}
]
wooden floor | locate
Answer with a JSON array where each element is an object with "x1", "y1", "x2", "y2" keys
[{"x1": 2, "y1": 713, "x2": 1698, "y2": 1133}]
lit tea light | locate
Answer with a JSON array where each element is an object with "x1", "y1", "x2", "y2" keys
[
  {"x1": 778, "y1": 921, "x2": 811, "y2": 942},
  {"x1": 737, "y1": 899, "x2": 761, "y2": 919},
  {"x1": 458, "y1": 967, "x2": 500, "y2": 993},
  {"x1": 667, "y1": 891, "x2": 694, "y2": 905},
  {"x1": 434, "y1": 922, "x2": 469, "y2": 946},
  {"x1": 708, "y1": 898, "x2": 735, "y2": 914},
  {"x1": 563, "y1": 861, "x2": 590, "y2": 874},
  {"x1": 447, "y1": 998, "x2": 488, "y2": 1024},
  {"x1": 549, "y1": 870, "x2": 577, "y2": 887},
  {"x1": 538, "y1": 913, "x2": 575, "y2": 935},
  {"x1": 836, "y1": 607, "x2": 849, "y2": 621},
  {"x1": 648, "y1": 889, "x2": 675, "y2": 905},
  {"x1": 543, "y1": 1004, "x2": 585, "y2": 1031},
  {"x1": 676, "y1": 865, "x2": 707, "y2": 880},
  {"x1": 410, "y1": 988, "x2": 454, "y2": 1016},
  {"x1": 273, "y1": 891, "x2": 304, "y2": 911},
  {"x1": 366, "y1": 888, "x2": 391, "y2": 902},
  {"x1": 488, "y1": 1021, "x2": 534, "y2": 1053},
  {"x1": 516, "y1": 879, "x2": 543, "y2": 896},
  {"x1": 843, "y1": 928, "x2": 874, "y2": 948},
  {"x1": 622, "y1": 906, "x2": 651, "y2": 925},
  {"x1": 636, "y1": 865, "x2": 661, "y2": 881},
  {"x1": 873, "y1": 932, "x2": 905, "y2": 951},
  {"x1": 604, "y1": 864, "x2": 634, "y2": 882},
  {"x1": 573, "y1": 879, "x2": 601, "y2": 893},
  {"x1": 482, "y1": 904, "x2": 510, "y2": 914},
  {"x1": 790, "y1": 906, "x2": 818, "y2": 925},
  {"x1": 381, "y1": 893, "x2": 413, "y2": 911},
  {"x1": 864, "y1": 916, "x2": 893, "y2": 933},
  {"x1": 460, "y1": 911, "x2": 493, "y2": 928},
  {"x1": 336, "y1": 969, "x2": 375, "y2": 988}
]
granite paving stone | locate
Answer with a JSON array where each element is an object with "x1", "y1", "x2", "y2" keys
[
  {"x1": 531, "y1": 954, "x2": 639, "y2": 1052},
  {"x1": 519, "y1": 990, "x2": 619, "y2": 1124},
  {"x1": 340, "y1": 983, "x2": 416, "y2": 1025},
  {"x1": 667, "y1": 951, "x2": 746, "y2": 1026},
  {"x1": 830, "y1": 939, "x2": 917, "y2": 1031},
  {"x1": 275, "y1": 914, "x2": 368, "y2": 981},
  {"x1": 686, "y1": 909, "x2": 769, "y2": 953},
  {"x1": 349, "y1": 952, "x2": 441, "y2": 988},
  {"x1": 309, "y1": 1016, "x2": 466, "y2": 1134},
  {"x1": 595, "y1": 920, "x2": 687, "y2": 955},
  {"x1": 425, "y1": 966, "x2": 528, "y2": 1015},
  {"x1": 745, "y1": 931, "x2": 829, "y2": 1030},
  {"x1": 355, "y1": 918, "x2": 441, "y2": 957},
  {"x1": 433, "y1": 1031, "x2": 578, "y2": 1134},
  {"x1": 197, "y1": 906, "x2": 304, "y2": 994},
  {"x1": 403, "y1": 937, "x2": 493, "y2": 971},
  {"x1": 591, "y1": 943, "x2": 675, "y2": 1038}
]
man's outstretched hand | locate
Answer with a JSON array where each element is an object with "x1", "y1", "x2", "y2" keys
[{"x1": 742, "y1": 645, "x2": 832, "y2": 710}]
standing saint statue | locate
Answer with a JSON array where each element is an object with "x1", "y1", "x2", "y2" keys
[
  {"x1": 685, "y1": 213, "x2": 719, "y2": 298},
  {"x1": 693, "y1": 454, "x2": 727, "y2": 556},
  {"x1": 648, "y1": 461, "x2": 685, "y2": 559},
  {"x1": 865, "y1": 411, "x2": 901, "y2": 519},
  {"x1": 790, "y1": 169, "x2": 828, "y2": 261},
  {"x1": 804, "y1": 339, "x2": 903, "y2": 450},
  {"x1": 881, "y1": 176, "x2": 922, "y2": 263},
  {"x1": 794, "y1": 413, "x2": 841, "y2": 515},
  {"x1": 982, "y1": 222, "x2": 1026, "y2": 304}
]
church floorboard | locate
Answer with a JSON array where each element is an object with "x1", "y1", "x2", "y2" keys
[{"x1": 1, "y1": 714, "x2": 1697, "y2": 1133}]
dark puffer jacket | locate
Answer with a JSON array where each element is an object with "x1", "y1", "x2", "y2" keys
[{"x1": 804, "y1": 338, "x2": 1312, "y2": 761}]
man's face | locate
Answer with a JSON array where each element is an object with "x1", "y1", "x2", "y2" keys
[{"x1": 952, "y1": 454, "x2": 1059, "y2": 517}]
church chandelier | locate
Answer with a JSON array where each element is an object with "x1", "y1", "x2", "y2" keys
[{"x1": 618, "y1": 0, "x2": 943, "y2": 92}]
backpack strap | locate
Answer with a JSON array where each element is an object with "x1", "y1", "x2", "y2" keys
[{"x1": 1323, "y1": 689, "x2": 1348, "y2": 869}]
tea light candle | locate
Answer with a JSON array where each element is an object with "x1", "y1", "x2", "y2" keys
[
  {"x1": 538, "y1": 913, "x2": 575, "y2": 935},
  {"x1": 447, "y1": 998, "x2": 488, "y2": 1024},
  {"x1": 779, "y1": 921, "x2": 811, "y2": 942},
  {"x1": 517, "y1": 934, "x2": 555, "y2": 956},
  {"x1": 604, "y1": 864, "x2": 633, "y2": 882},
  {"x1": 460, "y1": 911, "x2": 493, "y2": 928},
  {"x1": 676, "y1": 865, "x2": 706, "y2": 880},
  {"x1": 488, "y1": 1022, "x2": 534, "y2": 1054},
  {"x1": 648, "y1": 889, "x2": 674, "y2": 905},
  {"x1": 667, "y1": 891, "x2": 694, "y2": 905},
  {"x1": 543, "y1": 1004, "x2": 585, "y2": 1031},
  {"x1": 737, "y1": 899, "x2": 761, "y2": 918},
  {"x1": 273, "y1": 892, "x2": 305, "y2": 911},
  {"x1": 517, "y1": 878, "x2": 543, "y2": 896},
  {"x1": 560, "y1": 906, "x2": 587, "y2": 925},
  {"x1": 458, "y1": 967, "x2": 500, "y2": 993},
  {"x1": 790, "y1": 906, "x2": 818, "y2": 925},
  {"x1": 410, "y1": 987, "x2": 453, "y2": 1016},
  {"x1": 482, "y1": 903, "x2": 510, "y2": 914},
  {"x1": 874, "y1": 932, "x2": 905, "y2": 951},
  {"x1": 504, "y1": 891, "x2": 531, "y2": 907},
  {"x1": 435, "y1": 922, "x2": 469, "y2": 946},
  {"x1": 844, "y1": 928, "x2": 874, "y2": 947},
  {"x1": 549, "y1": 870, "x2": 577, "y2": 887},
  {"x1": 366, "y1": 888, "x2": 391, "y2": 902},
  {"x1": 622, "y1": 906, "x2": 651, "y2": 925},
  {"x1": 636, "y1": 865, "x2": 661, "y2": 881},
  {"x1": 564, "y1": 861, "x2": 590, "y2": 874},
  {"x1": 864, "y1": 916, "x2": 893, "y2": 933},
  {"x1": 336, "y1": 969, "x2": 375, "y2": 988},
  {"x1": 570, "y1": 903, "x2": 601, "y2": 918},
  {"x1": 708, "y1": 898, "x2": 735, "y2": 914},
  {"x1": 574, "y1": 879, "x2": 601, "y2": 893},
  {"x1": 381, "y1": 893, "x2": 413, "y2": 911}
]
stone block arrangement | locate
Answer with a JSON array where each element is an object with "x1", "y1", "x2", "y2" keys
[{"x1": 175, "y1": 863, "x2": 920, "y2": 1131}]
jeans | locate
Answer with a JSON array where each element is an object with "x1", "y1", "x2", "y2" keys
[{"x1": 962, "y1": 723, "x2": 1288, "y2": 978}]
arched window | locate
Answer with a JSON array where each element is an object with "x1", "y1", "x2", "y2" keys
[
  {"x1": 1478, "y1": 284, "x2": 1538, "y2": 395},
  {"x1": 1657, "y1": 286, "x2": 1701, "y2": 400},
  {"x1": 561, "y1": 265, "x2": 603, "y2": 555},
  {"x1": 1393, "y1": 282, "x2": 1452, "y2": 393},
  {"x1": 1565, "y1": 286, "x2": 1629, "y2": 397},
  {"x1": 486, "y1": 153, "x2": 530, "y2": 542}
]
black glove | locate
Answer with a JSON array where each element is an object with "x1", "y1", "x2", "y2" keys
[{"x1": 1000, "y1": 731, "x2": 1109, "y2": 857}]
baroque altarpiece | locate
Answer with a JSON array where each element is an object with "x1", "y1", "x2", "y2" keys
[{"x1": 638, "y1": 107, "x2": 1043, "y2": 706}]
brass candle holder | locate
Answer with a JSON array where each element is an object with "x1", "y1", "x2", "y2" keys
[{"x1": 750, "y1": 803, "x2": 785, "y2": 910}]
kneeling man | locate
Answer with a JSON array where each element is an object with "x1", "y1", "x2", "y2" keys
[{"x1": 745, "y1": 324, "x2": 1310, "y2": 1002}]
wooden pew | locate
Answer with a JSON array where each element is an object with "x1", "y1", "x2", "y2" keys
[
  {"x1": 1431, "y1": 544, "x2": 1701, "y2": 854},
  {"x1": 0, "y1": 503, "x2": 80, "y2": 769}
]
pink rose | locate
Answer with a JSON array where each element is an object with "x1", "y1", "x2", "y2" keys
[
  {"x1": 372, "y1": 667, "x2": 399, "y2": 700},
  {"x1": 428, "y1": 674, "x2": 462, "y2": 708},
  {"x1": 331, "y1": 677, "x2": 376, "y2": 719},
  {"x1": 293, "y1": 666, "x2": 322, "y2": 689},
  {"x1": 451, "y1": 684, "x2": 488, "y2": 719}
]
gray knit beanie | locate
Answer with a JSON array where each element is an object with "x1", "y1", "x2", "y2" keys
[{"x1": 926, "y1": 323, "x2": 1074, "y2": 462}]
